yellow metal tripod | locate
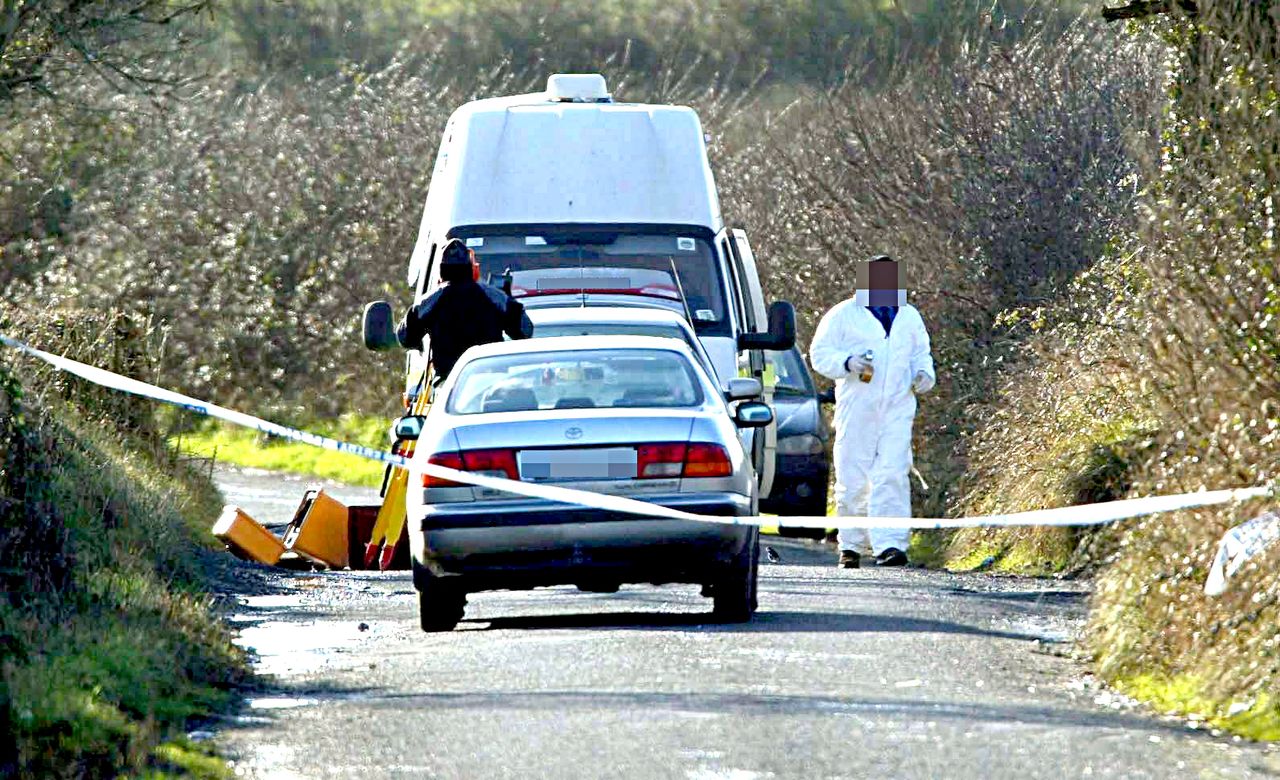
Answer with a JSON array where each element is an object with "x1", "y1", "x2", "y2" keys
[{"x1": 362, "y1": 370, "x2": 433, "y2": 570}]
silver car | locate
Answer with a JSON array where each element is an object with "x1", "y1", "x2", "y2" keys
[
  {"x1": 526, "y1": 305, "x2": 720, "y2": 381},
  {"x1": 400, "y1": 335, "x2": 773, "y2": 631}
]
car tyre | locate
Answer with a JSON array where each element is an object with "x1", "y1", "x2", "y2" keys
[
  {"x1": 418, "y1": 574, "x2": 466, "y2": 633},
  {"x1": 712, "y1": 529, "x2": 759, "y2": 623}
]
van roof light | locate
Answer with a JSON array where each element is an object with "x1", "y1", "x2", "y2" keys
[{"x1": 546, "y1": 74, "x2": 611, "y2": 103}]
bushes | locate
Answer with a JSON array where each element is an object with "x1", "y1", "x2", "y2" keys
[
  {"x1": 27, "y1": 66, "x2": 499, "y2": 417},
  {"x1": 942, "y1": 0, "x2": 1280, "y2": 729},
  {"x1": 208, "y1": 0, "x2": 1087, "y2": 87},
  {"x1": 0, "y1": 314, "x2": 246, "y2": 778},
  {"x1": 1083, "y1": 2, "x2": 1280, "y2": 724},
  {"x1": 5, "y1": 3, "x2": 1106, "y2": 431},
  {"x1": 717, "y1": 15, "x2": 1164, "y2": 517}
]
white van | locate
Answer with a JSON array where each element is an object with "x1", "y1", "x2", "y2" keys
[{"x1": 364, "y1": 74, "x2": 795, "y2": 489}]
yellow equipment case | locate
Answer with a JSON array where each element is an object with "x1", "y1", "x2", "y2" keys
[
  {"x1": 282, "y1": 489, "x2": 352, "y2": 569},
  {"x1": 212, "y1": 506, "x2": 286, "y2": 566}
]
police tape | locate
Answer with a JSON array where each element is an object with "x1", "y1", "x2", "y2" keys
[{"x1": 2, "y1": 332, "x2": 1271, "y2": 530}]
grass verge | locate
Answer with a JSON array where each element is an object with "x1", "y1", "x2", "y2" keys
[
  {"x1": 941, "y1": 382, "x2": 1153, "y2": 575},
  {"x1": 172, "y1": 414, "x2": 389, "y2": 487},
  {"x1": 1114, "y1": 674, "x2": 1280, "y2": 741},
  {"x1": 2, "y1": 365, "x2": 247, "y2": 778}
]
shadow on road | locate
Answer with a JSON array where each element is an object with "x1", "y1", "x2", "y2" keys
[
  {"x1": 240, "y1": 686, "x2": 1197, "y2": 738},
  {"x1": 462, "y1": 609, "x2": 1045, "y2": 641}
]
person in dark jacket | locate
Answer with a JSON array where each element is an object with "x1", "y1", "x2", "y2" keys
[{"x1": 396, "y1": 238, "x2": 533, "y2": 381}]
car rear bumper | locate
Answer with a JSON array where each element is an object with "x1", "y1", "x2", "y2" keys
[
  {"x1": 412, "y1": 493, "x2": 755, "y2": 591},
  {"x1": 761, "y1": 453, "x2": 829, "y2": 514}
]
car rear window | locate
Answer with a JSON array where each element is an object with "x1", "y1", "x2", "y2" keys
[{"x1": 447, "y1": 349, "x2": 704, "y2": 415}]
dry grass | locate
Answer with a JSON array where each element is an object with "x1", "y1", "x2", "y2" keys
[{"x1": 0, "y1": 313, "x2": 246, "y2": 779}]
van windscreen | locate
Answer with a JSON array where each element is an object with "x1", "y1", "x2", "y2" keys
[{"x1": 465, "y1": 233, "x2": 729, "y2": 336}]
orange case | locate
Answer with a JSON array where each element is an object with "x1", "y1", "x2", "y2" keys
[
  {"x1": 282, "y1": 489, "x2": 351, "y2": 569},
  {"x1": 212, "y1": 506, "x2": 285, "y2": 566}
]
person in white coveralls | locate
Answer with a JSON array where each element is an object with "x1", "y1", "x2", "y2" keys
[{"x1": 808, "y1": 255, "x2": 935, "y2": 568}]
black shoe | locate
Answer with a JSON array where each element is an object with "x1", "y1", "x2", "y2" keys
[
  {"x1": 875, "y1": 548, "x2": 908, "y2": 567},
  {"x1": 838, "y1": 550, "x2": 860, "y2": 569}
]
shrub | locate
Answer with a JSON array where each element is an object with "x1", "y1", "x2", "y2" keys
[
  {"x1": 0, "y1": 312, "x2": 245, "y2": 778},
  {"x1": 717, "y1": 15, "x2": 1163, "y2": 516},
  {"x1": 1086, "y1": 2, "x2": 1280, "y2": 717}
]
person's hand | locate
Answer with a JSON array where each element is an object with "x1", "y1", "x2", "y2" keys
[
  {"x1": 912, "y1": 370, "x2": 935, "y2": 395},
  {"x1": 844, "y1": 353, "x2": 870, "y2": 374}
]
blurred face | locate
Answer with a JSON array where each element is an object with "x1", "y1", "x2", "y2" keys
[{"x1": 854, "y1": 259, "x2": 906, "y2": 306}]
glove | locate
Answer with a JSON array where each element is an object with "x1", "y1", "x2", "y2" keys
[
  {"x1": 912, "y1": 370, "x2": 935, "y2": 395},
  {"x1": 843, "y1": 353, "x2": 871, "y2": 374}
]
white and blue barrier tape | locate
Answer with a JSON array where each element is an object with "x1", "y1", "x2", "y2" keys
[{"x1": 1, "y1": 332, "x2": 1271, "y2": 530}]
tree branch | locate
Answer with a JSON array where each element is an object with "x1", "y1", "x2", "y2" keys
[{"x1": 1101, "y1": 0, "x2": 1199, "y2": 22}]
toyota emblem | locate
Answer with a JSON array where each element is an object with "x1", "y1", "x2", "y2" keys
[{"x1": 564, "y1": 426, "x2": 584, "y2": 440}]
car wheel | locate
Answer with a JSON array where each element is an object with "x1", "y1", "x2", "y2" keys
[
  {"x1": 418, "y1": 574, "x2": 466, "y2": 633},
  {"x1": 712, "y1": 529, "x2": 759, "y2": 622}
]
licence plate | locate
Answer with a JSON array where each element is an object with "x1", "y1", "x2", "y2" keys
[{"x1": 518, "y1": 448, "x2": 638, "y2": 481}]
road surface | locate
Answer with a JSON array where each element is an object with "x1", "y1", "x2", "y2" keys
[{"x1": 209, "y1": 468, "x2": 1279, "y2": 779}]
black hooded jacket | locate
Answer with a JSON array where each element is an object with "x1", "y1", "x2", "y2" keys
[{"x1": 396, "y1": 280, "x2": 533, "y2": 381}]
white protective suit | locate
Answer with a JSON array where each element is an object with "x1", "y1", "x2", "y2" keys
[{"x1": 809, "y1": 299, "x2": 935, "y2": 555}]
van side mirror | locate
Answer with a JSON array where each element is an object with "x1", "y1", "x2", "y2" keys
[
  {"x1": 737, "y1": 301, "x2": 796, "y2": 351},
  {"x1": 391, "y1": 414, "x2": 427, "y2": 442},
  {"x1": 363, "y1": 301, "x2": 398, "y2": 351},
  {"x1": 724, "y1": 377, "x2": 763, "y2": 401},
  {"x1": 734, "y1": 402, "x2": 774, "y2": 428},
  {"x1": 817, "y1": 387, "x2": 835, "y2": 405}
]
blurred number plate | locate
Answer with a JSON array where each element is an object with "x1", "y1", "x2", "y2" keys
[{"x1": 519, "y1": 448, "x2": 637, "y2": 480}]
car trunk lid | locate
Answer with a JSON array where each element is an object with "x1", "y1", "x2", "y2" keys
[{"x1": 448, "y1": 410, "x2": 696, "y2": 500}]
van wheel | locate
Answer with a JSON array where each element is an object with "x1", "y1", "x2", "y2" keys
[
  {"x1": 418, "y1": 575, "x2": 465, "y2": 632},
  {"x1": 712, "y1": 530, "x2": 759, "y2": 622}
]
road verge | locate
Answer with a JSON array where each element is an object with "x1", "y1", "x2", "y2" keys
[{"x1": 0, "y1": 314, "x2": 246, "y2": 779}]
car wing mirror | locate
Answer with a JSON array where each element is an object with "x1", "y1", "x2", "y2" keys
[
  {"x1": 817, "y1": 387, "x2": 835, "y2": 405},
  {"x1": 724, "y1": 377, "x2": 763, "y2": 400},
  {"x1": 363, "y1": 300, "x2": 398, "y2": 351},
  {"x1": 734, "y1": 401, "x2": 774, "y2": 428},
  {"x1": 391, "y1": 414, "x2": 427, "y2": 442},
  {"x1": 737, "y1": 301, "x2": 797, "y2": 351}
]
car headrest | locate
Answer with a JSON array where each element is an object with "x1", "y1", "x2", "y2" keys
[
  {"x1": 482, "y1": 387, "x2": 539, "y2": 413},
  {"x1": 621, "y1": 385, "x2": 670, "y2": 401}
]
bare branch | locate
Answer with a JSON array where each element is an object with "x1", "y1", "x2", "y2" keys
[{"x1": 1101, "y1": 0, "x2": 1199, "y2": 22}]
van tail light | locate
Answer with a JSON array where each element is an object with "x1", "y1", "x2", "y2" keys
[
  {"x1": 683, "y1": 443, "x2": 733, "y2": 478},
  {"x1": 422, "y1": 449, "x2": 519, "y2": 488},
  {"x1": 637, "y1": 443, "x2": 686, "y2": 478}
]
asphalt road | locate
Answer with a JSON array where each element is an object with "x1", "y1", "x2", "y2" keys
[{"x1": 210, "y1": 468, "x2": 1280, "y2": 779}]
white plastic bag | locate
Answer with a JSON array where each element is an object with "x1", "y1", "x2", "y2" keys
[{"x1": 1204, "y1": 510, "x2": 1280, "y2": 596}]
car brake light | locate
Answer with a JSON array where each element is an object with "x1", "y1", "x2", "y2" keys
[
  {"x1": 423, "y1": 452, "x2": 465, "y2": 487},
  {"x1": 637, "y1": 443, "x2": 686, "y2": 478},
  {"x1": 683, "y1": 443, "x2": 732, "y2": 478},
  {"x1": 461, "y1": 448, "x2": 519, "y2": 480},
  {"x1": 422, "y1": 449, "x2": 520, "y2": 489}
]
